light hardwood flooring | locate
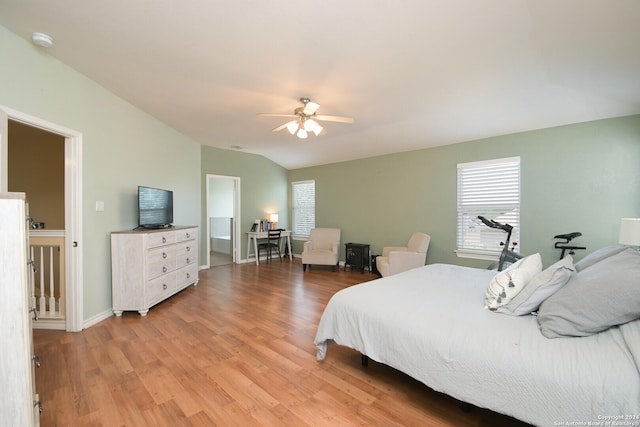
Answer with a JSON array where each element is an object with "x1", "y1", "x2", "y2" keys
[{"x1": 33, "y1": 259, "x2": 530, "y2": 427}]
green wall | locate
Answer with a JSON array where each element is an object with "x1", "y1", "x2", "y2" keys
[
  {"x1": 2, "y1": 21, "x2": 639, "y2": 326},
  {"x1": 0, "y1": 25, "x2": 201, "y2": 322},
  {"x1": 288, "y1": 115, "x2": 640, "y2": 268},
  {"x1": 201, "y1": 146, "x2": 288, "y2": 259}
]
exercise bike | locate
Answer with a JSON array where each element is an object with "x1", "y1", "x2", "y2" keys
[
  {"x1": 477, "y1": 216, "x2": 587, "y2": 271},
  {"x1": 553, "y1": 232, "x2": 586, "y2": 259},
  {"x1": 477, "y1": 216, "x2": 522, "y2": 271}
]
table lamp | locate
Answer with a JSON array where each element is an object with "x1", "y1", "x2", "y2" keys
[
  {"x1": 619, "y1": 218, "x2": 640, "y2": 253},
  {"x1": 269, "y1": 213, "x2": 279, "y2": 228}
]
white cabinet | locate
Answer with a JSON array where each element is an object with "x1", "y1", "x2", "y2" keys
[
  {"x1": 111, "y1": 226, "x2": 199, "y2": 316},
  {"x1": 0, "y1": 193, "x2": 40, "y2": 426}
]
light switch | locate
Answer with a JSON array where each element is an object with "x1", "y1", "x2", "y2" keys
[{"x1": 95, "y1": 201, "x2": 105, "y2": 212}]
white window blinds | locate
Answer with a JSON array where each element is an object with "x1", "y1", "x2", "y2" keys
[
  {"x1": 292, "y1": 180, "x2": 315, "y2": 237},
  {"x1": 456, "y1": 157, "x2": 520, "y2": 257}
]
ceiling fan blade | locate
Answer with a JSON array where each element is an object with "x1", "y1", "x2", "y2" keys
[
  {"x1": 302, "y1": 101, "x2": 320, "y2": 116},
  {"x1": 257, "y1": 113, "x2": 298, "y2": 118},
  {"x1": 315, "y1": 115, "x2": 355, "y2": 124},
  {"x1": 272, "y1": 120, "x2": 300, "y2": 133},
  {"x1": 272, "y1": 122, "x2": 291, "y2": 132}
]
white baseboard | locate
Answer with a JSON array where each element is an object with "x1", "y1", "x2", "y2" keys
[
  {"x1": 83, "y1": 309, "x2": 113, "y2": 329},
  {"x1": 32, "y1": 319, "x2": 65, "y2": 330}
]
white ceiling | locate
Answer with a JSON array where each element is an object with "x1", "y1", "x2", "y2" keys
[{"x1": 1, "y1": 0, "x2": 639, "y2": 169}]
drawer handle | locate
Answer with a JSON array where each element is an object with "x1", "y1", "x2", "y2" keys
[
  {"x1": 186, "y1": 258, "x2": 190, "y2": 264},
  {"x1": 186, "y1": 233, "x2": 190, "y2": 238},
  {"x1": 162, "y1": 266, "x2": 167, "y2": 273},
  {"x1": 162, "y1": 237, "x2": 166, "y2": 243},
  {"x1": 186, "y1": 273, "x2": 191, "y2": 279},
  {"x1": 162, "y1": 252, "x2": 167, "y2": 259},
  {"x1": 186, "y1": 247, "x2": 191, "y2": 252},
  {"x1": 163, "y1": 284, "x2": 167, "y2": 290}
]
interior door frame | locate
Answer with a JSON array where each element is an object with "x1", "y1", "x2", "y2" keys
[
  {"x1": 205, "y1": 174, "x2": 241, "y2": 266},
  {"x1": 0, "y1": 106, "x2": 84, "y2": 332}
]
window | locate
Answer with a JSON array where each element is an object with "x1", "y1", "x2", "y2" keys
[
  {"x1": 456, "y1": 157, "x2": 520, "y2": 260},
  {"x1": 292, "y1": 180, "x2": 315, "y2": 238}
]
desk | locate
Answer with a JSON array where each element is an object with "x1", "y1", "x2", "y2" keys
[{"x1": 247, "y1": 230, "x2": 292, "y2": 265}]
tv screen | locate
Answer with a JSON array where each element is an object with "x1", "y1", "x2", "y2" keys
[{"x1": 138, "y1": 186, "x2": 173, "y2": 229}]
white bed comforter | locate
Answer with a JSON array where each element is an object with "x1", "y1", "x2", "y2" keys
[{"x1": 314, "y1": 264, "x2": 640, "y2": 427}]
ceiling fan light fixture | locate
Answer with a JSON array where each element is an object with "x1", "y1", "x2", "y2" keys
[
  {"x1": 258, "y1": 97, "x2": 354, "y2": 139},
  {"x1": 304, "y1": 119, "x2": 323, "y2": 136},
  {"x1": 286, "y1": 121, "x2": 299, "y2": 135},
  {"x1": 296, "y1": 128, "x2": 308, "y2": 139}
]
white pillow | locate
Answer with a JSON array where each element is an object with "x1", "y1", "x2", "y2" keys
[
  {"x1": 496, "y1": 255, "x2": 574, "y2": 316},
  {"x1": 484, "y1": 253, "x2": 543, "y2": 310}
]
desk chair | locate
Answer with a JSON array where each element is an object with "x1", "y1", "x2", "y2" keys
[{"x1": 258, "y1": 229, "x2": 282, "y2": 263}]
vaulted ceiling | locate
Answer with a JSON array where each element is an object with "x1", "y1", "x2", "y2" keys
[{"x1": 1, "y1": 0, "x2": 639, "y2": 169}]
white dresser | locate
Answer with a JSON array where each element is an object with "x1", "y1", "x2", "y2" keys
[
  {"x1": 0, "y1": 193, "x2": 40, "y2": 426},
  {"x1": 111, "y1": 226, "x2": 199, "y2": 316}
]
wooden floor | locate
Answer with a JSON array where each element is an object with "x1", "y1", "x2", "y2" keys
[{"x1": 34, "y1": 259, "x2": 531, "y2": 427}]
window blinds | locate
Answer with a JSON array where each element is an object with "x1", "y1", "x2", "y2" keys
[
  {"x1": 292, "y1": 180, "x2": 315, "y2": 237},
  {"x1": 457, "y1": 157, "x2": 520, "y2": 255}
]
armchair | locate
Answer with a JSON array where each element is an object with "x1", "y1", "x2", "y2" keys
[
  {"x1": 301, "y1": 228, "x2": 341, "y2": 271},
  {"x1": 376, "y1": 232, "x2": 430, "y2": 277}
]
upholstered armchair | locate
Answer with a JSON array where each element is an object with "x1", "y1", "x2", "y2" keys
[
  {"x1": 301, "y1": 228, "x2": 341, "y2": 271},
  {"x1": 376, "y1": 232, "x2": 430, "y2": 277}
]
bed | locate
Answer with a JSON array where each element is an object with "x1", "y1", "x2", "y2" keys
[{"x1": 314, "y1": 248, "x2": 640, "y2": 427}]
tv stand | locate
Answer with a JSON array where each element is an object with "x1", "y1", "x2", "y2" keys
[
  {"x1": 134, "y1": 224, "x2": 174, "y2": 231},
  {"x1": 111, "y1": 226, "x2": 198, "y2": 316}
]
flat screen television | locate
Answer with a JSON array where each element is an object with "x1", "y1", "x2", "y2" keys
[{"x1": 137, "y1": 186, "x2": 173, "y2": 229}]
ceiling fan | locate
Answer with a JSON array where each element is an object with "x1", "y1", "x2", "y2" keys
[{"x1": 257, "y1": 97, "x2": 355, "y2": 139}]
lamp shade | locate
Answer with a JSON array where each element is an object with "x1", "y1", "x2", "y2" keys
[
  {"x1": 619, "y1": 218, "x2": 640, "y2": 246},
  {"x1": 286, "y1": 121, "x2": 299, "y2": 135},
  {"x1": 269, "y1": 213, "x2": 278, "y2": 223}
]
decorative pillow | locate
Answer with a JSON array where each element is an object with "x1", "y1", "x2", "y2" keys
[
  {"x1": 496, "y1": 255, "x2": 574, "y2": 316},
  {"x1": 574, "y1": 244, "x2": 628, "y2": 272},
  {"x1": 538, "y1": 248, "x2": 640, "y2": 338},
  {"x1": 484, "y1": 253, "x2": 543, "y2": 310}
]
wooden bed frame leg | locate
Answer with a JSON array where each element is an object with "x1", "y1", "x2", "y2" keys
[{"x1": 361, "y1": 354, "x2": 369, "y2": 367}]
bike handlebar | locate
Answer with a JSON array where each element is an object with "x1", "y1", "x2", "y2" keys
[{"x1": 477, "y1": 216, "x2": 513, "y2": 233}]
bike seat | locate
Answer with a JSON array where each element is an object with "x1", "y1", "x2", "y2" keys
[{"x1": 554, "y1": 232, "x2": 582, "y2": 240}]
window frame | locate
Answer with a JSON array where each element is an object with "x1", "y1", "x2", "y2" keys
[
  {"x1": 455, "y1": 157, "x2": 521, "y2": 261},
  {"x1": 291, "y1": 180, "x2": 315, "y2": 239}
]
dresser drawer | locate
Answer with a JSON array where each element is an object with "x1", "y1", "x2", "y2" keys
[
  {"x1": 148, "y1": 246, "x2": 176, "y2": 264},
  {"x1": 147, "y1": 231, "x2": 177, "y2": 248},
  {"x1": 176, "y1": 240, "x2": 196, "y2": 256},
  {"x1": 176, "y1": 251, "x2": 197, "y2": 269},
  {"x1": 147, "y1": 272, "x2": 176, "y2": 306},
  {"x1": 148, "y1": 259, "x2": 177, "y2": 280},
  {"x1": 175, "y1": 228, "x2": 196, "y2": 243},
  {"x1": 176, "y1": 264, "x2": 198, "y2": 288}
]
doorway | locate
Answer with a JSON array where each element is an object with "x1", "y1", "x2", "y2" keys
[
  {"x1": 206, "y1": 174, "x2": 240, "y2": 267},
  {"x1": 0, "y1": 106, "x2": 83, "y2": 332}
]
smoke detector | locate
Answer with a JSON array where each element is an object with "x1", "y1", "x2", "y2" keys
[{"x1": 31, "y1": 32, "x2": 54, "y2": 48}]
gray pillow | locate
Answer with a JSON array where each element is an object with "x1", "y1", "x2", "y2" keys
[
  {"x1": 574, "y1": 244, "x2": 629, "y2": 272},
  {"x1": 538, "y1": 248, "x2": 640, "y2": 338},
  {"x1": 496, "y1": 255, "x2": 574, "y2": 316}
]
